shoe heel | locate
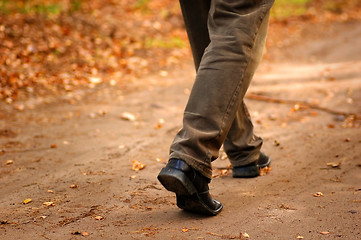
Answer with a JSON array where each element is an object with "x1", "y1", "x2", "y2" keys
[{"x1": 158, "y1": 167, "x2": 197, "y2": 196}]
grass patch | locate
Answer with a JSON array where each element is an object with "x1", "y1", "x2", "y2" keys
[
  {"x1": 133, "y1": 0, "x2": 150, "y2": 13},
  {"x1": 271, "y1": 0, "x2": 312, "y2": 20},
  {"x1": 145, "y1": 36, "x2": 186, "y2": 49},
  {"x1": 0, "y1": 0, "x2": 81, "y2": 15}
]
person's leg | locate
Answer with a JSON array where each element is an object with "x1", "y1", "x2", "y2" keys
[
  {"x1": 179, "y1": 0, "x2": 211, "y2": 71},
  {"x1": 158, "y1": 0, "x2": 223, "y2": 216},
  {"x1": 169, "y1": 0, "x2": 275, "y2": 180},
  {"x1": 223, "y1": 11, "x2": 271, "y2": 174}
]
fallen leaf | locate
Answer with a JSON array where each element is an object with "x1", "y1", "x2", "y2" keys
[
  {"x1": 159, "y1": 70, "x2": 168, "y2": 77},
  {"x1": 47, "y1": 190, "x2": 54, "y2": 193},
  {"x1": 121, "y1": 112, "x2": 136, "y2": 121},
  {"x1": 94, "y1": 216, "x2": 104, "y2": 220},
  {"x1": 182, "y1": 228, "x2": 189, "y2": 232},
  {"x1": 23, "y1": 198, "x2": 32, "y2": 204},
  {"x1": 292, "y1": 104, "x2": 301, "y2": 111},
  {"x1": 220, "y1": 169, "x2": 229, "y2": 176},
  {"x1": 132, "y1": 160, "x2": 145, "y2": 171},
  {"x1": 43, "y1": 201, "x2": 55, "y2": 207},
  {"x1": 82, "y1": 232, "x2": 89, "y2": 236},
  {"x1": 13, "y1": 104, "x2": 25, "y2": 111},
  {"x1": 154, "y1": 118, "x2": 165, "y2": 129},
  {"x1": 212, "y1": 168, "x2": 230, "y2": 178},
  {"x1": 326, "y1": 162, "x2": 341, "y2": 168},
  {"x1": 70, "y1": 184, "x2": 78, "y2": 188},
  {"x1": 6, "y1": 160, "x2": 14, "y2": 165},
  {"x1": 313, "y1": 192, "x2": 323, "y2": 197},
  {"x1": 242, "y1": 232, "x2": 250, "y2": 238},
  {"x1": 320, "y1": 231, "x2": 330, "y2": 235},
  {"x1": 279, "y1": 203, "x2": 296, "y2": 210},
  {"x1": 89, "y1": 77, "x2": 102, "y2": 84},
  {"x1": 259, "y1": 166, "x2": 272, "y2": 176},
  {"x1": 50, "y1": 144, "x2": 57, "y2": 148},
  {"x1": 296, "y1": 236, "x2": 304, "y2": 239},
  {"x1": 274, "y1": 140, "x2": 281, "y2": 146},
  {"x1": 110, "y1": 79, "x2": 117, "y2": 86},
  {"x1": 130, "y1": 175, "x2": 137, "y2": 179}
]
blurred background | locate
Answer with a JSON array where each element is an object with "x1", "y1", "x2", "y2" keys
[{"x1": 1, "y1": 0, "x2": 361, "y2": 104}]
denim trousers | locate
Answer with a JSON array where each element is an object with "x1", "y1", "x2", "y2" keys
[{"x1": 169, "y1": 0, "x2": 275, "y2": 179}]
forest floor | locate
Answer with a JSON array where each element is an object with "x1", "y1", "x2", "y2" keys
[{"x1": 1, "y1": 4, "x2": 361, "y2": 240}]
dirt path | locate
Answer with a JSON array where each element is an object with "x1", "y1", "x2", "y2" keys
[{"x1": 1, "y1": 20, "x2": 361, "y2": 240}]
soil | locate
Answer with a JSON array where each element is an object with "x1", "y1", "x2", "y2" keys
[{"x1": 1, "y1": 19, "x2": 361, "y2": 239}]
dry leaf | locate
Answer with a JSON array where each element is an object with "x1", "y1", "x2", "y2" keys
[
  {"x1": 89, "y1": 77, "x2": 102, "y2": 84},
  {"x1": 296, "y1": 236, "x2": 304, "y2": 239},
  {"x1": 130, "y1": 175, "x2": 137, "y2": 179},
  {"x1": 159, "y1": 70, "x2": 168, "y2": 77},
  {"x1": 5, "y1": 160, "x2": 14, "y2": 165},
  {"x1": 313, "y1": 192, "x2": 323, "y2": 197},
  {"x1": 292, "y1": 104, "x2": 301, "y2": 111},
  {"x1": 320, "y1": 231, "x2": 330, "y2": 235},
  {"x1": 212, "y1": 168, "x2": 230, "y2": 178},
  {"x1": 43, "y1": 201, "x2": 55, "y2": 207},
  {"x1": 121, "y1": 112, "x2": 136, "y2": 121},
  {"x1": 50, "y1": 144, "x2": 57, "y2": 148},
  {"x1": 82, "y1": 232, "x2": 89, "y2": 236},
  {"x1": 132, "y1": 160, "x2": 145, "y2": 171},
  {"x1": 326, "y1": 162, "x2": 341, "y2": 168},
  {"x1": 182, "y1": 228, "x2": 189, "y2": 232},
  {"x1": 274, "y1": 140, "x2": 280, "y2": 146},
  {"x1": 110, "y1": 79, "x2": 117, "y2": 86},
  {"x1": 23, "y1": 198, "x2": 32, "y2": 204},
  {"x1": 154, "y1": 118, "x2": 165, "y2": 129},
  {"x1": 242, "y1": 232, "x2": 250, "y2": 238},
  {"x1": 47, "y1": 190, "x2": 54, "y2": 193},
  {"x1": 259, "y1": 166, "x2": 272, "y2": 176},
  {"x1": 70, "y1": 184, "x2": 78, "y2": 188},
  {"x1": 94, "y1": 216, "x2": 104, "y2": 220}
]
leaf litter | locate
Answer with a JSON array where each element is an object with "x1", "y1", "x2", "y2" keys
[{"x1": 0, "y1": 0, "x2": 188, "y2": 107}]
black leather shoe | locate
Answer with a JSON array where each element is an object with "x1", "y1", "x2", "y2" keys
[
  {"x1": 232, "y1": 152, "x2": 271, "y2": 178},
  {"x1": 157, "y1": 159, "x2": 223, "y2": 215}
]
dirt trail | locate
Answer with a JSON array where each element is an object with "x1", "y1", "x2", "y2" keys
[{"x1": 1, "y1": 20, "x2": 361, "y2": 240}]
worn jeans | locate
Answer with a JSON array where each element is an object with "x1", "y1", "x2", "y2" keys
[{"x1": 169, "y1": 0, "x2": 275, "y2": 179}]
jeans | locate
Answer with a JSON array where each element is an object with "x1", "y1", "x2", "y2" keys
[{"x1": 169, "y1": 0, "x2": 275, "y2": 179}]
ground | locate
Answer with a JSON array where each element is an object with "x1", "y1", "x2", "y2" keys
[{"x1": 1, "y1": 18, "x2": 361, "y2": 240}]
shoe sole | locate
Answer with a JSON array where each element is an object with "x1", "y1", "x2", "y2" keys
[{"x1": 158, "y1": 167, "x2": 223, "y2": 216}]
